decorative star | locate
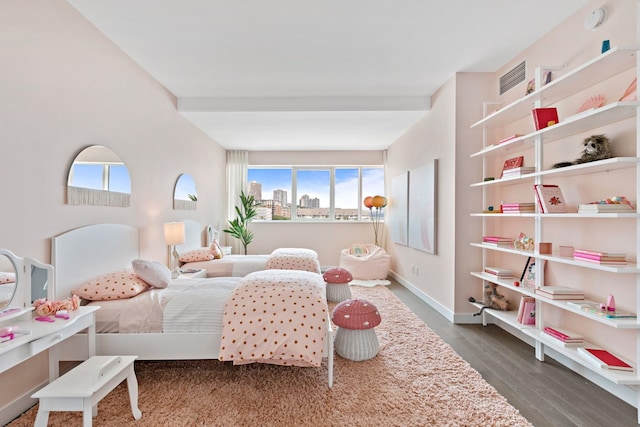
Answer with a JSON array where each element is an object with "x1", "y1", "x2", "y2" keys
[{"x1": 549, "y1": 196, "x2": 562, "y2": 205}]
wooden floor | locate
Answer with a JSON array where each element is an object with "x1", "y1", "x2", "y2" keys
[{"x1": 387, "y1": 281, "x2": 638, "y2": 427}]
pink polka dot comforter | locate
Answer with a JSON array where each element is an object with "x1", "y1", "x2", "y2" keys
[
  {"x1": 264, "y1": 248, "x2": 321, "y2": 273},
  {"x1": 219, "y1": 269, "x2": 327, "y2": 367}
]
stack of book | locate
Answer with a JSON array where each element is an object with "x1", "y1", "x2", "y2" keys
[
  {"x1": 577, "y1": 347, "x2": 634, "y2": 372},
  {"x1": 483, "y1": 266, "x2": 513, "y2": 280},
  {"x1": 501, "y1": 167, "x2": 535, "y2": 179},
  {"x1": 516, "y1": 296, "x2": 536, "y2": 325},
  {"x1": 543, "y1": 326, "x2": 584, "y2": 347},
  {"x1": 578, "y1": 203, "x2": 635, "y2": 213},
  {"x1": 534, "y1": 286, "x2": 585, "y2": 300},
  {"x1": 482, "y1": 236, "x2": 514, "y2": 247},
  {"x1": 573, "y1": 249, "x2": 627, "y2": 265},
  {"x1": 500, "y1": 202, "x2": 536, "y2": 213}
]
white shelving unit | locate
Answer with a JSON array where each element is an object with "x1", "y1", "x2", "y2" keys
[{"x1": 469, "y1": 46, "x2": 640, "y2": 422}]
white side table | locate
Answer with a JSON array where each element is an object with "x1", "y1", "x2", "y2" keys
[{"x1": 32, "y1": 355, "x2": 142, "y2": 427}]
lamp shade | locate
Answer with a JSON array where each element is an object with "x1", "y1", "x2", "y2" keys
[{"x1": 164, "y1": 222, "x2": 185, "y2": 245}]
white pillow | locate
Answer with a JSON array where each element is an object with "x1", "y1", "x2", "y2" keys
[{"x1": 132, "y1": 259, "x2": 171, "y2": 289}]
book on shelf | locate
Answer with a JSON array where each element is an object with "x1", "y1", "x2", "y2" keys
[
  {"x1": 573, "y1": 249, "x2": 626, "y2": 259},
  {"x1": 483, "y1": 267, "x2": 513, "y2": 279},
  {"x1": 578, "y1": 203, "x2": 635, "y2": 213},
  {"x1": 577, "y1": 347, "x2": 634, "y2": 372},
  {"x1": 482, "y1": 236, "x2": 514, "y2": 246},
  {"x1": 497, "y1": 134, "x2": 523, "y2": 145},
  {"x1": 543, "y1": 326, "x2": 584, "y2": 346},
  {"x1": 516, "y1": 296, "x2": 536, "y2": 324},
  {"x1": 573, "y1": 256, "x2": 627, "y2": 265},
  {"x1": 500, "y1": 156, "x2": 524, "y2": 178},
  {"x1": 501, "y1": 167, "x2": 535, "y2": 179},
  {"x1": 531, "y1": 107, "x2": 559, "y2": 130},
  {"x1": 501, "y1": 202, "x2": 536, "y2": 213},
  {"x1": 535, "y1": 286, "x2": 585, "y2": 300},
  {"x1": 533, "y1": 184, "x2": 568, "y2": 213}
]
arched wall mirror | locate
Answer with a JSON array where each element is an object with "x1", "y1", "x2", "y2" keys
[
  {"x1": 174, "y1": 173, "x2": 198, "y2": 210},
  {"x1": 0, "y1": 249, "x2": 53, "y2": 313},
  {"x1": 67, "y1": 145, "x2": 131, "y2": 207}
]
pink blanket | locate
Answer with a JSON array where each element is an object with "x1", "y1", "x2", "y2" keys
[
  {"x1": 265, "y1": 247, "x2": 321, "y2": 273},
  {"x1": 218, "y1": 269, "x2": 327, "y2": 367}
]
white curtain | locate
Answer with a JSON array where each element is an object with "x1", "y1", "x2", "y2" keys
[{"x1": 226, "y1": 150, "x2": 248, "y2": 254}]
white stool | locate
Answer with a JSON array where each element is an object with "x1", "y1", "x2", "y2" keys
[{"x1": 32, "y1": 355, "x2": 142, "y2": 427}]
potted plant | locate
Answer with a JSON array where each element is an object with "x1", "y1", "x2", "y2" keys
[{"x1": 224, "y1": 190, "x2": 259, "y2": 254}]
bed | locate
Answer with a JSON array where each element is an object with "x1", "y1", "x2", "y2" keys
[
  {"x1": 177, "y1": 220, "x2": 321, "y2": 276},
  {"x1": 51, "y1": 223, "x2": 334, "y2": 386}
]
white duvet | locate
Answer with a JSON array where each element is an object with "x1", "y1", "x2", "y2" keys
[{"x1": 88, "y1": 277, "x2": 241, "y2": 334}]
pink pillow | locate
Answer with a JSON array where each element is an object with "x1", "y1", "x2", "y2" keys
[
  {"x1": 72, "y1": 268, "x2": 150, "y2": 301},
  {"x1": 0, "y1": 272, "x2": 16, "y2": 285},
  {"x1": 179, "y1": 248, "x2": 214, "y2": 263},
  {"x1": 210, "y1": 240, "x2": 224, "y2": 259}
]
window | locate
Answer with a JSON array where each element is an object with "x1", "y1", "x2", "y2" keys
[{"x1": 247, "y1": 166, "x2": 384, "y2": 221}]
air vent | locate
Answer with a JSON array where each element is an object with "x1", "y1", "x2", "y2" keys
[{"x1": 499, "y1": 61, "x2": 526, "y2": 95}]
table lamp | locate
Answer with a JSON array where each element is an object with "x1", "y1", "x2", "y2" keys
[{"x1": 164, "y1": 222, "x2": 185, "y2": 279}]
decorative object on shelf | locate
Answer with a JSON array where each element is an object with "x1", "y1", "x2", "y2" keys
[
  {"x1": 601, "y1": 39, "x2": 611, "y2": 53},
  {"x1": 525, "y1": 71, "x2": 552, "y2": 95},
  {"x1": 363, "y1": 195, "x2": 387, "y2": 247},
  {"x1": 483, "y1": 282, "x2": 512, "y2": 311},
  {"x1": 514, "y1": 232, "x2": 534, "y2": 251},
  {"x1": 164, "y1": 222, "x2": 185, "y2": 279},
  {"x1": 559, "y1": 246, "x2": 574, "y2": 257},
  {"x1": 552, "y1": 134, "x2": 612, "y2": 168},
  {"x1": 534, "y1": 184, "x2": 568, "y2": 213},
  {"x1": 531, "y1": 107, "x2": 559, "y2": 130},
  {"x1": 224, "y1": 190, "x2": 259, "y2": 255},
  {"x1": 524, "y1": 259, "x2": 546, "y2": 288},
  {"x1": 619, "y1": 77, "x2": 637, "y2": 101},
  {"x1": 537, "y1": 242, "x2": 552, "y2": 254},
  {"x1": 576, "y1": 94, "x2": 605, "y2": 113}
]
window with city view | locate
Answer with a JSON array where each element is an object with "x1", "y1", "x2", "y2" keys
[{"x1": 247, "y1": 166, "x2": 384, "y2": 221}]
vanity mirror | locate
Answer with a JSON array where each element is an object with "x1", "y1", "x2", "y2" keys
[
  {"x1": 67, "y1": 145, "x2": 131, "y2": 207},
  {"x1": 0, "y1": 249, "x2": 54, "y2": 319},
  {"x1": 174, "y1": 173, "x2": 198, "y2": 210}
]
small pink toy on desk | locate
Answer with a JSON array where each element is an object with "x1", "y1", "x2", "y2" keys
[
  {"x1": 55, "y1": 310, "x2": 69, "y2": 320},
  {"x1": 35, "y1": 316, "x2": 54, "y2": 323}
]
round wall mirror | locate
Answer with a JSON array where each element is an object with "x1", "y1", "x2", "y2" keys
[
  {"x1": 67, "y1": 145, "x2": 131, "y2": 207},
  {"x1": 0, "y1": 253, "x2": 17, "y2": 311},
  {"x1": 174, "y1": 173, "x2": 198, "y2": 210}
]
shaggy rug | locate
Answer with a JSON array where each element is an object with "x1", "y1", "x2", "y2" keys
[{"x1": 8, "y1": 286, "x2": 532, "y2": 427}]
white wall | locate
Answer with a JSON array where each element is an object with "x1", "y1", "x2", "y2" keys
[{"x1": 0, "y1": 0, "x2": 227, "y2": 416}]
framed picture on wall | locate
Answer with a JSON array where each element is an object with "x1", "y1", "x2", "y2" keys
[
  {"x1": 408, "y1": 159, "x2": 438, "y2": 254},
  {"x1": 389, "y1": 172, "x2": 409, "y2": 246}
]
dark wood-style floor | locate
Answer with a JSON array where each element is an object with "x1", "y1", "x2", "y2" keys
[{"x1": 387, "y1": 280, "x2": 638, "y2": 427}]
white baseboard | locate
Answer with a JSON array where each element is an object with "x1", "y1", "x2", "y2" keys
[
  {"x1": 0, "y1": 384, "x2": 42, "y2": 426},
  {"x1": 389, "y1": 271, "x2": 456, "y2": 322}
]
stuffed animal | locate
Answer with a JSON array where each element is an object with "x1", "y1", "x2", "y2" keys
[
  {"x1": 552, "y1": 134, "x2": 612, "y2": 168},
  {"x1": 483, "y1": 282, "x2": 512, "y2": 310}
]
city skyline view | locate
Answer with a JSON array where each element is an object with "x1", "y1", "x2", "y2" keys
[{"x1": 248, "y1": 167, "x2": 384, "y2": 209}]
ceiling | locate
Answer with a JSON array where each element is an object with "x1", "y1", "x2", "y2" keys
[{"x1": 66, "y1": 0, "x2": 590, "y2": 151}]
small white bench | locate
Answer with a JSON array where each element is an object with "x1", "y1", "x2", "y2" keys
[{"x1": 32, "y1": 355, "x2": 142, "y2": 427}]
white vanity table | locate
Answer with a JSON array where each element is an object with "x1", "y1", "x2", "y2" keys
[
  {"x1": 0, "y1": 249, "x2": 98, "y2": 382},
  {"x1": 0, "y1": 306, "x2": 98, "y2": 381}
]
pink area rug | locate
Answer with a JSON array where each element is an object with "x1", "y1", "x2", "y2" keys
[{"x1": 8, "y1": 286, "x2": 532, "y2": 426}]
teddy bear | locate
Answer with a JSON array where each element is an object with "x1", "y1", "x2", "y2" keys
[{"x1": 552, "y1": 134, "x2": 612, "y2": 168}]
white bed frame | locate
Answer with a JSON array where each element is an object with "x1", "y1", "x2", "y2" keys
[{"x1": 51, "y1": 223, "x2": 334, "y2": 386}]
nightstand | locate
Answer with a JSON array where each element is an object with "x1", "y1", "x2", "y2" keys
[{"x1": 176, "y1": 269, "x2": 206, "y2": 279}]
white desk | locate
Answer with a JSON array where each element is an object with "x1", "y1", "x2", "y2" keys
[{"x1": 0, "y1": 306, "x2": 99, "y2": 381}]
